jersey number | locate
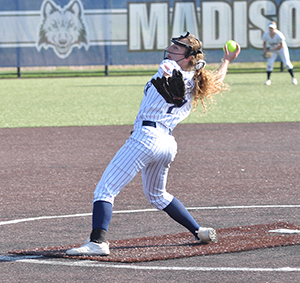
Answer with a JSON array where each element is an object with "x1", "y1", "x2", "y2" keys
[{"x1": 167, "y1": 100, "x2": 187, "y2": 114}]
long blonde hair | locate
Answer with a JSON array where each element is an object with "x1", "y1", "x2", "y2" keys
[{"x1": 183, "y1": 35, "x2": 229, "y2": 111}]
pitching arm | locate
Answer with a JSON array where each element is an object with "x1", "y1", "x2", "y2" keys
[{"x1": 215, "y1": 43, "x2": 241, "y2": 82}]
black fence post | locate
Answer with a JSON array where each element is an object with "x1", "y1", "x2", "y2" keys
[
  {"x1": 105, "y1": 65, "x2": 109, "y2": 76},
  {"x1": 17, "y1": 67, "x2": 21, "y2": 78}
]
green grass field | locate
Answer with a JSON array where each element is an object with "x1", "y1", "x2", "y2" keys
[{"x1": 0, "y1": 72, "x2": 299, "y2": 128}]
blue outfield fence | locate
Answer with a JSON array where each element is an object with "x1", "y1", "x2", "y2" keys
[{"x1": 0, "y1": 0, "x2": 300, "y2": 68}]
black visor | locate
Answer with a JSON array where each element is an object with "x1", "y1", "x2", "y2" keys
[{"x1": 170, "y1": 32, "x2": 202, "y2": 58}]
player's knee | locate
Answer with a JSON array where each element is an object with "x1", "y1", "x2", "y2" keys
[{"x1": 144, "y1": 191, "x2": 173, "y2": 210}]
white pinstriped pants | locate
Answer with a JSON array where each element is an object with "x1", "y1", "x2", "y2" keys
[
  {"x1": 93, "y1": 125, "x2": 177, "y2": 210},
  {"x1": 267, "y1": 47, "x2": 293, "y2": 71}
]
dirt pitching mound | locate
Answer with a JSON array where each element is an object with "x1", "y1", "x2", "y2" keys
[{"x1": 10, "y1": 222, "x2": 300, "y2": 263}]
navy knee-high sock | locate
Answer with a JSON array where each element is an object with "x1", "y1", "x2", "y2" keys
[
  {"x1": 91, "y1": 201, "x2": 113, "y2": 243},
  {"x1": 92, "y1": 200, "x2": 113, "y2": 230},
  {"x1": 163, "y1": 197, "x2": 200, "y2": 237},
  {"x1": 288, "y1": 68, "x2": 295, "y2": 78}
]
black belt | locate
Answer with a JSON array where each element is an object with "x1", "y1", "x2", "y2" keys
[
  {"x1": 142, "y1": 120, "x2": 156, "y2": 127},
  {"x1": 142, "y1": 120, "x2": 172, "y2": 135}
]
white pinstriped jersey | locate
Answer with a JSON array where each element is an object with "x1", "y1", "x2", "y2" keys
[
  {"x1": 262, "y1": 30, "x2": 288, "y2": 50},
  {"x1": 134, "y1": 59, "x2": 195, "y2": 131}
]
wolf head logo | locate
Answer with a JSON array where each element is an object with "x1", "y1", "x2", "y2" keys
[{"x1": 37, "y1": 0, "x2": 89, "y2": 59}]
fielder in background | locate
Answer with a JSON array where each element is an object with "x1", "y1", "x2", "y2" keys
[
  {"x1": 262, "y1": 21, "x2": 298, "y2": 86},
  {"x1": 66, "y1": 32, "x2": 240, "y2": 256}
]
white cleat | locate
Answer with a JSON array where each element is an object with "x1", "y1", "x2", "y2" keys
[
  {"x1": 196, "y1": 227, "x2": 218, "y2": 244},
  {"x1": 66, "y1": 241, "x2": 110, "y2": 256},
  {"x1": 265, "y1": 79, "x2": 271, "y2": 85},
  {"x1": 292, "y1": 78, "x2": 298, "y2": 85}
]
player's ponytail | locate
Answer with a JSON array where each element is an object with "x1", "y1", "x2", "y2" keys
[{"x1": 185, "y1": 35, "x2": 229, "y2": 111}]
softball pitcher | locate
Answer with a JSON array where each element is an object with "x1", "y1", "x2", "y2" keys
[
  {"x1": 66, "y1": 32, "x2": 240, "y2": 256},
  {"x1": 262, "y1": 21, "x2": 297, "y2": 85}
]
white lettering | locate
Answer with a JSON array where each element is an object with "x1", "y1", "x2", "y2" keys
[
  {"x1": 279, "y1": 0, "x2": 300, "y2": 47},
  {"x1": 233, "y1": 1, "x2": 247, "y2": 48},
  {"x1": 202, "y1": 1, "x2": 232, "y2": 48},
  {"x1": 171, "y1": 2, "x2": 199, "y2": 38},
  {"x1": 128, "y1": 3, "x2": 168, "y2": 51},
  {"x1": 3, "y1": 1, "x2": 300, "y2": 54},
  {"x1": 128, "y1": 0, "x2": 300, "y2": 51},
  {"x1": 249, "y1": 0, "x2": 276, "y2": 48}
]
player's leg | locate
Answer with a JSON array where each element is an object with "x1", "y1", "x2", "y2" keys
[
  {"x1": 163, "y1": 197, "x2": 200, "y2": 237},
  {"x1": 141, "y1": 136, "x2": 198, "y2": 235},
  {"x1": 66, "y1": 136, "x2": 153, "y2": 255},
  {"x1": 92, "y1": 137, "x2": 155, "y2": 231},
  {"x1": 90, "y1": 200, "x2": 112, "y2": 243},
  {"x1": 142, "y1": 160, "x2": 200, "y2": 239},
  {"x1": 66, "y1": 200, "x2": 112, "y2": 256},
  {"x1": 279, "y1": 47, "x2": 297, "y2": 84},
  {"x1": 265, "y1": 53, "x2": 277, "y2": 85},
  {"x1": 143, "y1": 164, "x2": 200, "y2": 238},
  {"x1": 141, "y1": 131, "x2": 177, "y2": 209},
  {"x1": 142, "y1": 136, "x2": 217, "y2": 243},
  {"x1": 279, "y1": 46, "x2": 293, "y2": 70}
]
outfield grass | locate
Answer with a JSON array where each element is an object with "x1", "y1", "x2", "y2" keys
[
  {"x1": 186, "y1": 72, "x2": 300, "y2": 124},
  {"x1": 0, "y1": 72, "x2": 299, "y2": 128}
]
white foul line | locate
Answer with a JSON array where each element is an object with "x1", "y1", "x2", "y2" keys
[
  {"x1": 0, "y1": 213, "x2": 92, "y2": 226},
  {"x1": 1, "y1": 204, "x2": 300, "y2": 273},
  {"x1": 1, "y1": 204, "x2": 300, "y2": 226},
  {"x1": 2, "y1": 256, "x2": 300, "y2": 272}
]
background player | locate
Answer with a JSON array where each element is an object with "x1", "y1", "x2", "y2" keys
[
  {"x1": 66, "y1": 32, "x2": 240, "y2": 256},
  {"x1": 262, "y1": 21, "x2": 297, "y2": 86}
]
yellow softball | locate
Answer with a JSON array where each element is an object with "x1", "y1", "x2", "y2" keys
[{"x1": 223, "y1": 40, "x2": 237, "y2": 52}]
